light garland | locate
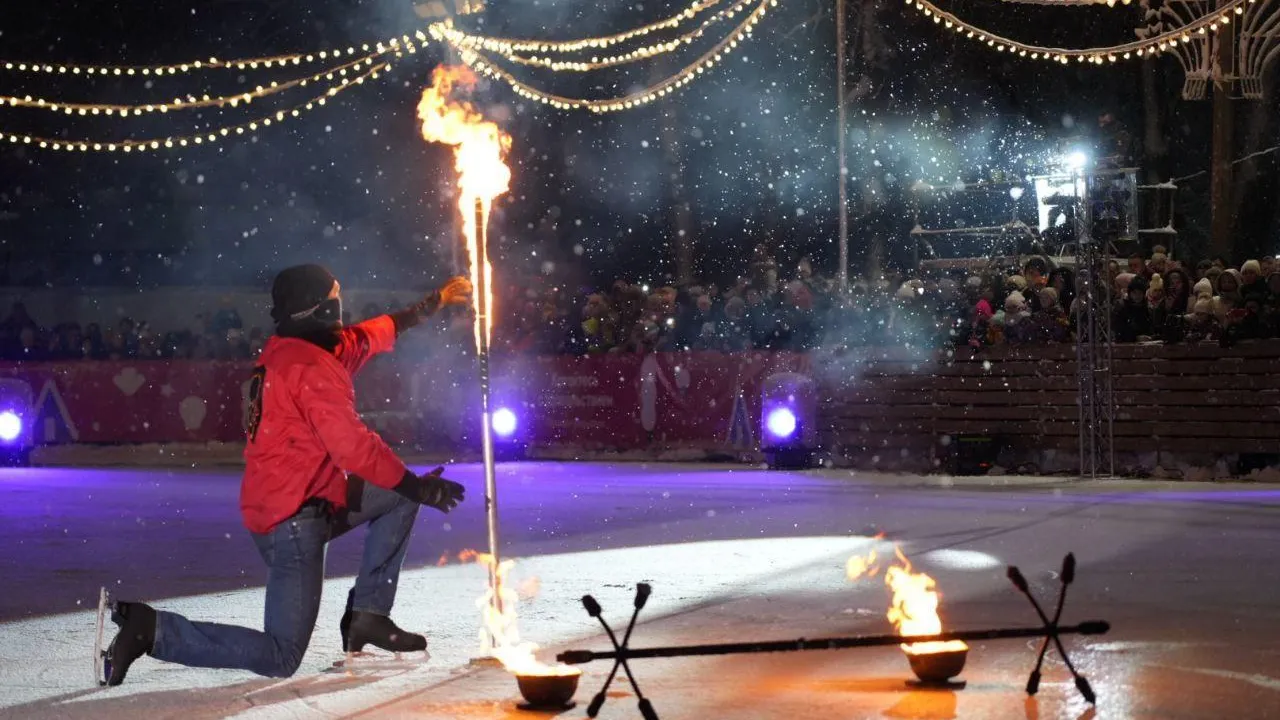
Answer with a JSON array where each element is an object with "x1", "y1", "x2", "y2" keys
[
  {"x1": 441, "y1": 0, "x2": 755, "y2": 72},
  {"x1": 0, "y1": 32, "x2": 429, "y2": 77},
  {"x1": 989, "y1": 0, "x2": 1131, "y2": 5},
  {"x1": 440, "y1": 0, "x2": 775, "y2": 112},
  {"x1": 0, "y1": 60, "x2": 391, "y2": 152},
  {"x1": 908, "y1": 0, "x2": 1252, "y2": 63},
  {"x1": 431, "y1": 0, "x2": 725, "y2": 55},
  {"x1": 0, "y1": 52, "x2": 391, "y2": 116}
]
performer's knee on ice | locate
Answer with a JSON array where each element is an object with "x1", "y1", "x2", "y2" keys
[{"x1": 268, "y1": 640, "x2": 310, "y2": 678}]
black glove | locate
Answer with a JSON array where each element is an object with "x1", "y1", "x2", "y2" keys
[
  {"x1": 390, "y1": 292, "x2": 442, "y2": 335},
  {"x1": 394, "y1": 467, "x2": 466, "y2": 513}
]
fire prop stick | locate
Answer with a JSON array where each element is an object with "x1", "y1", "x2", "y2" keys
[
  {"x1": 417, "y1": 66, "x2": 512, "y2": 635},
  {"x1": 557, "y1": 555, "x2": 1109, "y2": 719},
  {"x1": 471, "y1": 196, "x2": 504, "y2": 614}
]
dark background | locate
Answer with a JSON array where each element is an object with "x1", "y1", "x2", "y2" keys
[{"x1": 0, "y1": 0, "x2": 1275, "y2": 292}]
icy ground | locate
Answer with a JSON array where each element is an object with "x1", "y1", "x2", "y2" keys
[{"x1": 2, "y1": 463, "x2": 1280, "y2": 719}]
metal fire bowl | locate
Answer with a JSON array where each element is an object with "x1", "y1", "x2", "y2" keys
[
  {"x1": 516, "y1": 671, "x2": 581, "y2": 709},
  {"x1": 906, "y1": 647, "x2": 969, "y2": 684}
]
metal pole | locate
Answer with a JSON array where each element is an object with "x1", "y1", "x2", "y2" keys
[
  {"x1": 473, "y1": 198, "x2": 502, "y2": 619},
  {"x1": 1209, "y1": 0, "x2": 1236, "y2": 261},
  {"x1": 558, "y1": 621, "x2": 1110, "y2": 664},
  {"x1": 836, "y1": 0, "x2": 850, "y2": 292}
]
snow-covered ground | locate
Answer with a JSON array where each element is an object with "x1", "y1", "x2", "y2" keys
[{"x1": 2, "y1": 463, "x2": 1279, "y2": 719}]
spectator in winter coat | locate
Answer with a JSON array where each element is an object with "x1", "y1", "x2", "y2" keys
[
  {"x1": 1005, "y1": 274, "x2": 1029, "y2": 297},
  {"x1": 1114, "y1": 275, "x2": 1153, "y2": 343},
  {"x1": 967, "y1": 277, "x2": 995, "y2": 348},
  {"x1": 1214, "y1": 269, "x2": 1244, "y2": 323},
  {"x1": 1239, "y1": 260, "x2": 1268, "y2": 304},
  {"x1": 1002, "y1": 291, "x2": 1031, "y2": 345},
  {"x1": 685, "y1": 293, "x2": 721, "y2": 350},
  {"x1": 1048, "y1": 267, "x2": 1076, "y2": 315},
  {"x1": 1153, "y1": 269, "x2": 1193, "y2": 329},
  {"x1": 1192, "y1": 278, "x2": 1214, "y2": 304},
  {"x1": 100, "y1": 265, "x2": 473, "y2": 686},
  {"x1": 719, "y1": 296, "x2": 752, "y2": 351},
  {"x1": 1113, "y1": 272, "x2": 1136, "y2": 303},
  {"x1": 1183, "y1": 296, "x2": 1222, "y2": 343},
  {"x1": 1028, "y1": 287, "x2": 1071, "y2": 344},
  {"x1": 15, "y1": 326, "x2": 46, "y2": 361},
  {"x1": 1149, "y1": 251, "x2": 1170, "y2": 278},
  {"x1": 1022, "y1": 257, "x2": 1049, "y2": 312},
  {"x1": 1203, "y1": 266, "x2": 1223, "y2": 295},
  {"x1": 1146, "y1": 274, "x2": 1164, "y2": 309},
  {"x1": 778, "y1": 281, "x2": 818, "y2": 351}
]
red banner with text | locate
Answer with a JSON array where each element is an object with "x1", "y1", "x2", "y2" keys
[{"x1": 0, "y1": 352, "x2": 811, "y2": 451}]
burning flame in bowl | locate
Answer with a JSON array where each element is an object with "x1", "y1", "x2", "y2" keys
[
  {"x1": 445, "y1": 550, "x2": 581, "y2": 678},
  {"x1": 847, "y1": 543, "x2": 968, "y2": 657}
]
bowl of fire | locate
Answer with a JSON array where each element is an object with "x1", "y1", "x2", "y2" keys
[
  {"x1": 904, "y1": 641, "x2": 969, "y2": 685},
  {"x1": 515, "y1": 668, "x2": 582, "y2": 709}
]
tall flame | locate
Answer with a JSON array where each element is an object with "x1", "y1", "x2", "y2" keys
[
  {"x1": 847, "y1": 542, "x2": 968, "y2": 656},
  {"x1": 416, "y1": 65, "x2": 511, "y2": 348}
]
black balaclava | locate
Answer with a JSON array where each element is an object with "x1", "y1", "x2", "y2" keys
[{"x1": 270, "y1": 264, "x2": 343, "y2": 351}]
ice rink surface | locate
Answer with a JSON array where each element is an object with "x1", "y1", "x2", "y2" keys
[{"x1": 2, "y1": 462, "x2": 1279, "y2": 719}]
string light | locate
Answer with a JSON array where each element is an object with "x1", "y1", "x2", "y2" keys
[
  {"x1": 446, "y1": 0, "x2": 775, "y2": 112},
  {"x1": 0, "y1": 53, "x2": 385, "y2": 116},
  {"x1": 987, "y1": 0, "x2": 1131, "y2": 5},
  {"x1": 433, "y1": 0, "x2": 725, "y2": 55},
  {"x1": 442, "y1": 0, "x2": 755, "y2": 72},
  {"x1": 906, "y1": 0, "x2": 1249, "y2": 62},
  {"x1": 2, "y1": 60, "x2": 391, "y2": 152},
  {"x1": 0, "y1": 32, "x2": 425, "y2": 78}
]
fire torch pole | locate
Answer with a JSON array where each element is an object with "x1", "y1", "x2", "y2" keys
[{"x1": 473, "y1": 198, "x2": 503, "y2": 626}]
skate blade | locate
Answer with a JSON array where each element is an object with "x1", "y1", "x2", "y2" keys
[
  {"x1": 329, "y1": 649, "x2": 431, "y2": 674},
  {"x1": 93, "y1": 587, "x2": 110, "y2": 687}
]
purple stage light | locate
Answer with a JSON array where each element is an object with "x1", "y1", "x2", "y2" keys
[
  {"x1": 765, "y1": 407, "x2": 797, "y2": 440},
  {"x1": 492, "y1": 408, "x2": 518, "y2": 438},
  {"x1": 0, "y1": 410, "x2": 22, "y2": 443}
]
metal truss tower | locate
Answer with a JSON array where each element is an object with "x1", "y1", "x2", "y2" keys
[{"x1": 1072, "y1": 172, "x2": 1115, "y2": 480}]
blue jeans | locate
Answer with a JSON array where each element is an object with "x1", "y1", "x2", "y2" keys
[{"x1": 150, "y1": 478, "x2": 420, "y2": 678}]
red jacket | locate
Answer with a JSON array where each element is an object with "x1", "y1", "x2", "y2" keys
[{"x1": 240, "y1": 316, "x2": 407, "y2": 534}]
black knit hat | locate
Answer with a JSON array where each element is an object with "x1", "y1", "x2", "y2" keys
[{"x1": 270, "y1": 264, "x2": 338, "y2": 323}]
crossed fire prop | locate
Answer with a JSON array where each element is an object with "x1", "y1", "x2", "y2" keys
[{"x1": 553, "y1": 554, "x2": 1108, "y2": 718}]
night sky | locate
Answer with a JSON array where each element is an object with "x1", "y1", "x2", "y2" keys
[{"x1": 0, "y1": 0, "x2": 1271, "y2": 292}]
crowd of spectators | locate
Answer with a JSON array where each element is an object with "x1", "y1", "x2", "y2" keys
[
  {"x1": 0, "y1": 303, "x2": 265, "y2": 362},
  {"x1": 3, "y1": 244, "x2": 1279, "y2": 362},
  {"x1": 956, "y1": 247, "x2": 1280, "y2": 349},
  {"x1": 490, "y1": 245, "x2": 1280, "y2": 355}
]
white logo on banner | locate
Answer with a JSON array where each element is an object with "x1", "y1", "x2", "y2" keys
[
  {"x1": 179, "y1": 396, "x2": 208, "y2": 430},
  {"x1": 113, "y1": 367, "x2": 146, "y2": 396},
  {"x1": 33, "y1": 379, "x2": 79, "y2": 442}
]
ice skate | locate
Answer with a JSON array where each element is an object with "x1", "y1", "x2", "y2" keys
[
  {"x1": 335, "y1": 610, "x2": 429, "y2": 671},
  {"x1": 101, "y1": 600, "x2": 157, "y2": 687}
]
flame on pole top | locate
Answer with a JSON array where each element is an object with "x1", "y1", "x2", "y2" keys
[{"x1": 416, "y1": 65, "x2": 511, "y2": 347}]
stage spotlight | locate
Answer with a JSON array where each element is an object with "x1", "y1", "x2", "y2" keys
[
  {"x1": 760, "y1": 372, "x2": 818, "y2": 470},
  {"x1": 0, "y1": 379, "x2": 34, "y2": 467}
]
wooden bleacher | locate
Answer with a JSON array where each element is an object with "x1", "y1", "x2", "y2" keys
[{"x1": 819, "y1": 341, "x2": 1280, "y2": 466}]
